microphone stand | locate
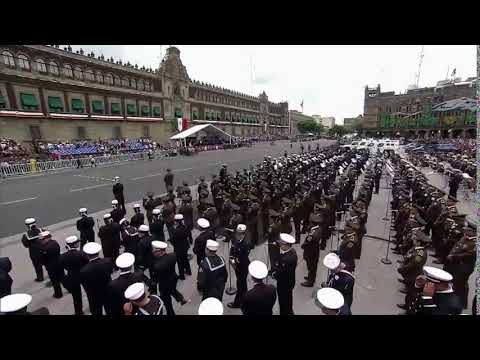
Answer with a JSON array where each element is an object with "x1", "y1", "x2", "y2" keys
[
  {"x1": 382, "y1": 171, "x2": 391, "y2": 221},
  {"x1": 224, "y1": 230, "x2": 237, "y2": 295},
  {"x1": 381, "y1": 210, "x2": 397, "y2": 265}
]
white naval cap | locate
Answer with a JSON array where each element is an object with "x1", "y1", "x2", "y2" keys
[
  {"x1": 197, "y1": 218, "x2": 210, "y2": 229},
  {"x1": 25, "y1": 218, "x2": 36, "y2": 225},
  {"x1": 152, "y1": 241, "x2": 168, "y2": 250},
  {"x1": 248, "y1": 260, "x2": 268, "y2": 280},
  {"x1": 206, "y1": 239, "x2": 219, "y2": 251},
  {"x1": 133, "y1": 203, "x2": 141, "y2": 208},
  {"x1": 119, "y1": 218, "x2": 127, "y2": 225},
  {"x1": 423, "y1": 266, "x2": 453, "y2": 283},
  {"x1": 174, "y1": 214, "x2": 184, "y2": 221},
  {"x1": 236, "y1": 224, "x2": 247, "y2": 232},
  {"x1": 316, "y1": 287, "x2": 344, "y2": 310},
  {"x1": 323, "y1": 253, "x2": 341, "y2": 270},
  {"x1": 198, "y1": 297, "x2": 223, "y2": 315},
  {"x1": 116, "y1": 252, "x2": 135, "y2": 269},
  {"x1": 152, "y1": 208, "x2": 161, "y2": 215},
  {"x1": 114, "y1": 176, "x2": 120, "y2": 181},
  {"x1": 0, "y1": 294, "x2": 32, "y2": 313},
  {"x1": 79, "y1": 208, "x2": 87, "y2": 213},
  {"x1": 103, "y1": 213, "x2": 111, "y2": 219},
  {"x1": 111, "y1": 200, "x2": 118, "y2": 205},
  {"x1": 65, "y1": 235, "x2": 79, "y2": 244},
  {"x1": 124, "y1": 282, "x2": 145, "y2": 301},
  {"x1": 279, "y1": 233, "x2": 295, "y2": 244},
  {"x1": 83, "y1": 242, "x2": 102, "y2": 255},
  {"x1": 138, "y1": 224, "x2": 149, "y2": 232}
]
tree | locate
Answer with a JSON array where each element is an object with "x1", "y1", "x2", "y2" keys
[
  {"x1": 297, "y1": 120, "x2": 321, "y2": 134},
  {"x1": 328, "y1": 125, "x2": 348, "y2": 137}
]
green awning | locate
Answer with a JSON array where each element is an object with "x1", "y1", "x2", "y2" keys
[
  {"x1": 141, "y1": 106, "x2": 150, "y2": 115},
  {"x1": 153, "y1": 106, "x2": 161, "y2": 116},
  {"x1": 92, "y1": 100, "x2": 104, "y2": 113},
  {"x1": 48, "y1": 96, "x2": 63, "y2": 111},
  {"x1": 206, "y1": 112, "x2": 210, "y2": 120},
  {"x1": 111, "y1": 103, "x2": 121, "y2": 114},
  {"x1": 71, "y1": 98, "x2": 84, "y2": 112},
  {"x1": 127, "y1": 104, "x2": 136, "y2": 115},
  {"x1": 0, "y1": 95, "x2": 6, "y2": 107},
  {"x1": 192, "y1": 110, "x2": 198, "y2": 120},
  {"x1": 20, "y1": 93, "x2": 39, "y2": 108}
]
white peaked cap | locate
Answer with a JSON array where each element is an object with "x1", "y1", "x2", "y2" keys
[
  {"x1": 197, "y1": 218, "x2": 210, "y2": 229},
  {"x1": 0, "y1": 294, "x2": 32, "y2": 313},
  {"x1": 124, "y1": 282, "x2": 145, "y2": 301},
  {"x1": 116, "y1": 252, "x2": 135, "y2": 268},
  {"x1": 279, "y1": 233, "x2": 295, "y2": 244},
  {"x1": 236, "y1": 224, "x2": 247, "y2": 232},
  {"x1": 79, "y1": 208, "x2": 87, "y2": 213},
  {"x1": 174, "y1": 214, "x2": 184, "y2": 220},
  {"x1": 133, "y1": 204, "x2": 141, "y2": 208},
  {"x1": 65, "y1": 235, "x2": 79, "y2": 244},
  {"x1": 83, "y1": 242, "x2": 102, "y2": 255},
  {"x1": 119, "y1": 218, "x2": 127, "y2": 225},
  {"x1": 152, "y1": 241, "x2": 168, "y2": 250},
  {"x1": 423, "y1": 266, "x2": 453, "y2": 283},
  {"x1": 152, "y1": 209, "x2": 161, "y2": 215},
  {"x1": 206, "y1": 239, "x2": 219, "y2": 251},
  {"x1": 104, "y1": 213, "x2": 111, "y2": 219},
  {"x1": 114, "y1": 176, "x2": 120, "y2": 180},
  {"x1": 316, "y1": 288, "x2": 344, "y2": 310},
  {"x1": 198, "y1": 297, "x2": 223, "y2": 315},
  {"x1": 138, "y1": 224, "x2": 149, "y2": 232},
  {"x1": 111, "y1": 200, "x2": 118, "y2": 205},
  {"x1": 25, "y1": 218, "x2": 36, "y2": 225},
  {"x1": 323, "y1": 253, "x2": 341, "y2": 270},
  {"x1": 248, "y1": 260, "x2": 268, "y2": 280}
]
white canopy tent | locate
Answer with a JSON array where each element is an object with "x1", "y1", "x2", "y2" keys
[{"x1": 169, "y1": 124, "x2": 232, "y2": 147}]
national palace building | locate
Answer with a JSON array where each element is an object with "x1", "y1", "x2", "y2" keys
[{"x1": 0, "y1": 45, "x2": 290, "y2": 144}]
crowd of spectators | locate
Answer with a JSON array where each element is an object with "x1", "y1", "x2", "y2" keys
[{"x1": 0, "y1": 138, "x2": 31, "y2": 165}]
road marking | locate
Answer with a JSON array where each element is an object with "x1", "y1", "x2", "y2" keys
[
  {"x1": 74, "y1": 174, "x2": 115, "y2": 182},
  {"x1": 70, "y1": 183, "x2": 112, "y2": 192},
  {"x1": 0, "y1": 197, "x2": 38, "y2": 206},
  {"x1": 130, "y1": 167, "x2": 194, "y2": 181}
]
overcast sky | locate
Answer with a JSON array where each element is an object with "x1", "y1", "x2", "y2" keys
[{"x1": 72, "y1": 45, "x2": 476, "y2": 124}]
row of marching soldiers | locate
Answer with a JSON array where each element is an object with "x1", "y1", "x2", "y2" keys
[
  {"x1": 3, "y1": 145, "x2": 379, "y2": 315},
  {"x1": 389, "y1": 155, "x2": 476, "y2": 315}
]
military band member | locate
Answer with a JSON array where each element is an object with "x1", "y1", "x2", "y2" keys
[
  {"x1": 193, "y1": 218, "x2": 212, "y2": 267},
  {"x1": 38, "y1": 231, "x2": 64, "y2": 299},
  {"x1": 322, "y1": 253, "x2": 354, "y2": 312},
  {"x1": 21, "y1": 217, "x2": 44, "y2": 282},
  {"x1": 130, "y1": 204, "x2": 145, "y2": 229},
  {"x1": 149, "y1": 209, "x2": 165, "y2": 242},
  {"x1": 123, "y1": 282, "x2": 165, "y2": 316},
  {"x1": 198, "y1": 297, "x2": 223, "y2": 315},
  {"x1": 98, "y1": 213, "x2": 121, "y2": 260},
  {"x1": 143, "y1": 192, "x2": 157, "y2": 226},
  {"x1": 76, "y1": 208, "x2": 95, "y2": 246},
  {"x1": 301, "y1": 214, "x2": 323, "y2": 287},
  {"x1": 136, "y1": 225, "x2": 153, "y2": 272},
  {"x1": 119, "y1": 219, "x2": 139, "y2": 258},
  {"x1": 228, "y1": 224, "x2": 251, "y2": 308},
  {"x1": 170, "y1": 214, "x2": 192, "y2": 280},
  {"x1": 241, "y1": 260, "x2": 277, "y2": 316},
  {"x1": 197, "y1": 240, "x2": 228, "y2": 301},
  {"x1": 315, "y1": 287, "x2": 350, "y2": 315},
  {"x1": 110, "y1": 199, "x2": 124, "y2": 224}
]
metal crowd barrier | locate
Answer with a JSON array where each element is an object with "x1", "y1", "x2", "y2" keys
[{"x1": 1, "y1": 150, "x2": 168, "y2": 178}]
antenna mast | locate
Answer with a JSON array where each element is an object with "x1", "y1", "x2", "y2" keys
[{"x1": 414, "y1": 45, "x2": 424, "y2": 88}]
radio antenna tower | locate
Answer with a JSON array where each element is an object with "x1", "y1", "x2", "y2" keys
[{"x1": 414, "y1": 45, "x2": 425, "y2": 88}]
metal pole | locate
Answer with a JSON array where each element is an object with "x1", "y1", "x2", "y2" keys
[
  {"x1": 381, "y1": 210, "x2": 397, "y2": 265},
  {"x1": 225, "y1": 237, "x2": 237, "y2": 295},
  {"x1": 382, "y1": 174, "x2": 391, "y2": 221}
]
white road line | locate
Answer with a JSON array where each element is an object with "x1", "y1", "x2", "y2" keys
[
  {"x1": 130, "y1": 167, "x2": 194, "y2": 181},
  {"x1": 74, "y1": 174, "x2": 115, "y2": 182},
  {"x1": 0, "y1": 197, "x2": 38, "y2": 206},
  {"x1": 70, "y1": 183, "x2": 112, "y2": 192}
]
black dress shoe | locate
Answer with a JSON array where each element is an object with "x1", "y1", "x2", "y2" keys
[
  {"x1": 301, "y1": 281, "x2": 314, "y2": 287},
  {"x1": 34, "y1": 278, "x2": 44, "y2": 282},
  {"x1": 399, "y1": 289, "x2": 408, "y2": 294},
  {"x1": 227, "y1": 302, "x2": 241, "y2": 309},
  {"x1": 397, "y1": 303, "x2": 408, "y2": 310}
]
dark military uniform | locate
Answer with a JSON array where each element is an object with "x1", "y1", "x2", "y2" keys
[
  {"x1": 197, "y1": 254, "x2": 228, "y2": 301},
  {"x1": 229, "y1": 237, "x2": 251, "y2": 307},
  {"x1": 150, "y1": 218, "x2": 165, "y2": 242},
  {"x1": 79, "y1": 257, "x2": 114, "y2": 315},
  {"x1": 76, "y1": 215, "x2": 95, "y2": 246},
  {"x1": 272, "y1": 247, "x2": 297, "y2": 315},
  {"x1": 59, "y1": 248, "x2": 89, "y2": 314},
  {"x1": 104, "y1": 270, "x2": 146, "y2": 315},
  {"x1": 326, "y1": 270, "x2": 355, "y2": 311},
  {"x1": 164, "y1": 171, "x2": 174, "y2": 191},
  {"x1": 337, "y1": 232, "x2": 357, "y2": 272},
  {"x1": 143, "y1": 196, "x2": 157, "y2": 226},
  {"x1": 98, "y1": 222, "x2": 121, "y2": 260},
  {"x1": 121, "y1": 225, "x2": 140, "y2": 258},
  {"x1": 241, "y1": 282, "x2": 277, "y2": 316},
  {"x1": 416, "y1": 290, "x2": 463, "y2": 315},
  {"x1": 112, "y1": 182, "x2": 126, "y2": 213},
  {"x1": 110, "y1": 207, "x2": 125, "y2": 224},
  {"x1": 40, "y1": 238, "x2": 64, "y2": 298},
  {"x1": 398, "y1": 246, "x2": 427, "y2": 312},
  {"x1": 301, "y1": 223, "x2": 322, "y2": 286},
  {"x1": 0, "y1": 257, "x2": 13, "y2": 298},
  {"x1": 136, "y1": 234, "x2": 153, "y2": 272},
  {"x1": 130, "y1": 211, "x2": 145, "y2": 229},
  {"x1": 21, "y1": 226, "x2": 44, "y2": 281},
  {"x1": 193, "y1": 229, "x2": 214, "y2": 267},
  {"x1": 170, "y1": 222, "x2": 192, "y2": 279}
]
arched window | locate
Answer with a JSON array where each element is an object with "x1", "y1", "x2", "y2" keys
[
  {"x1": 145, "y1": 81, "x2": 151, "y2": 91},
  {"x1": 85, "y1": 69, "x2": 95, "y2": 81},
  {"x1": 63, "y1": 64, "x2": 73, "y2": 78},
  {"x1": 113, "y1": 75, "x2": 121, "y2": 87},
  {"x1": 18, "y1": 54, "x2": 30, "y2": 70},
  {"x1": 73, "y1": 66, "x2": 83, "y2": 80},
  {"x1": 2, "y1": 51, "x2": 15, "y2": 67},
  {"x1": 49, "y1": 61, "x2": 59, "y2": 75},
  {"x1": 138, "y1": 79, "x2": 145, "y2": 91},
  {"x1": 122, "y1": 78, "x2": 129, "y2": 87},
  {"x1": 35, "y1": 58, "x2": 47, "y2": 73},
  {"x1": 130, "y1": 78, "x2": 137, "y2": 89},
  {"x1": 105, "y1": 73, "x2": 113, "y2": 85},
  {"x1": 96, "y1": 72, "x2": 104, "y2": 84}
]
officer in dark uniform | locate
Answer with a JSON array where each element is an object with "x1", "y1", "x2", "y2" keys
[
  {"x1": 79, "y1": 242, "x2": 114, "y2": 315},
  {"x1": 130, "y1": 203, "x2": 145, "y2": 229},
  {"x1": 0, "y1": 256, "x2": 13, "y2": 298},
  {"x1": 164, "y1": 168, "x2": 174, "y2": 191},
  {"x1": 374, "y1": 166, "x2": 382, "y2": 194},
  {"x1": 198, "y1": 176, "x2": 209, "y2": 199},
  {"x1": 337, "y1": 230, "x2": 357, "y2": 272},
  {"x1": 448, "y1": 171, "x2": 462, "y2": 199},
  {"x1": 271, "y1": 233, "x2": 297, "y2": 315},
  {"x1": 143, "y1": 192, "x2": 157, "y2": 226},
  {"x1": 104, "y1": 252, "x2": 151, "y2": 316},
  {"x1": 136, "y1": 225, "x2": 153, "y2": 273},
  {"x1": 98, "y1": 213, "x2": 121, "y2": 260},
  {"x1": 267, "y1": 210, "x2": 282, "y2": 271},
  {"x1": 219, "y1": 164, "x2": 228, "y2": 184},
  {"x1": 59, "y1": 235, "x2": 89, "y2": 315},
  {"x1": 76, "y1": 208, "x2": 95, "y2": 246},
  {"x1": 110, "y1": 200, "x2": 125, "y2": 224},
  {"x1": 301, "y1": 214, "x2": 323, "y2": 287},
  {"x1": 112, "y1": 176, "x2": 126, "y2": 214},
  {"x1": 170, "y1": 214, "x2": 191, "y2": 279},
  {"x1": 149, "y1": 209, "x2": 165, "y2": 242},
  {"x1": 150, "y1": 241, "x2": 188, "y2": 316},
  {"x1": 322, "y1": 252, "x2": 355, "y2": 312},
  {"x1": 228, "y1": 224, "x2": 251, "y2": 308},
  {"x1": 178, "y1": 195, "x2": 194, "y2": 245},
  {"x1": 246, "y1": 196, "x2": 260, "y2": 248},
  {"x1": 21, "y1": 218, "x2": 44, "y2": 282},
  {"x1": 292, "y1": 195, "x2": 303, "y2": 244},
  {"x1": 241, "y1": 260, "x2": 277, "y2": 316},
  {"x1": 38, "y1": 231, "x2": 64, "y2": 299},
  {"x1": 119, "y1": 219, "x2": 139, "y2": 258},
  {"x1": 197, "y1": 240, "x2": 228, "y2": 301},
  {"x1": 193, "y1": 218, "x2": 212, "y2": 267}
]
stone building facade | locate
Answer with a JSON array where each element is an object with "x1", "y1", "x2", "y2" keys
[
  {"x1": 361, "y1": 78, "x2": 476, "y2": 138},
  {"x1": 289, "y1": 110, "x2": 315, "y2": 136},
  {"x1": 0, "y1": 45, "x2": 289, "y2": 144}
]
